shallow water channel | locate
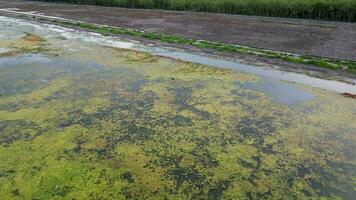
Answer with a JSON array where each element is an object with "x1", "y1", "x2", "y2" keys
[{"x1": 0, "y1": 16, "x2": 355, "y2": 199}]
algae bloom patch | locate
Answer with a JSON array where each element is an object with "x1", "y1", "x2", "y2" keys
[{"x1": 0, "y1": 17, "x2": 355, "y2": 200}]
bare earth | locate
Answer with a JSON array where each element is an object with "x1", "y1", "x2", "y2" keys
[{"x1": 1, "y1": 0, "x2": 356, "y2": 62}]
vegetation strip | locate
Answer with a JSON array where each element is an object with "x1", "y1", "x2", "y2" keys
[
  {"x1": 35, "y1": 0, "x2": 356, "y2": 22},
  {"x1": 3, "y1": 10, "x2": 356, "y2": 74}
]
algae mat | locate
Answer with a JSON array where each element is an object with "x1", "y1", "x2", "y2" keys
[{"x1": 0, "y1": 16, "x2": 355, "y2": 200}]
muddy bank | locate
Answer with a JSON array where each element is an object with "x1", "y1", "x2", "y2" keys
[{"x1": 1, "y1": 0, "x2": 356, "y2": 62}]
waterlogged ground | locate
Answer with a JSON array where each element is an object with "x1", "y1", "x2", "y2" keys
[{"x1": 0, "y1": 17, "x2": 355, "y2": 200}]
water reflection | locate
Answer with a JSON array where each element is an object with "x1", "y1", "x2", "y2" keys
[
  {"x1": 0, "y1": 15, "x2": 355, "y2": 200},
  {"x1": 242, "y1": 78, "x2": 315, "y2": 105},
  {"x1": 0, "y1": 16, "x2": 355, "y2": 94}
]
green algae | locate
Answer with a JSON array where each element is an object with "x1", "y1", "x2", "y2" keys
[
  {"x1": 0, "y1": 33, "x2": 58, "y2": 59},
  {"x1": 0, "y1": 34, "x2": 355, "y2": 200}
]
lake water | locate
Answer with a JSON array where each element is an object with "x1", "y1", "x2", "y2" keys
[{"x1": 0, "y1": 16, "x2": 355, "y2": 199}]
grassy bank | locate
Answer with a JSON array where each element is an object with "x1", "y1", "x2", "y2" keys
[
  {"x1": 36, "y1": 0, "x2": 356, "y2": 22},
  {"x1": 63, "y1": 20, "x2": 356, "y2": 74}
]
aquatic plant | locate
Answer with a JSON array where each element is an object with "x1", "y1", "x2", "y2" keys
[{"x1": 0, "y1": 34, "x2": 355, "y2": 199}]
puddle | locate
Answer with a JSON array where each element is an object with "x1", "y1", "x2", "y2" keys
[
  {"x1": 241, "y1": 78, "x2": 315, "y2": 105},
  {"x1": 142, "y1": 48, "x2": 356, "y2": 94}
]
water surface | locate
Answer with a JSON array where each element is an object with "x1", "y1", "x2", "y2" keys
[{"x1": 0, "y1": 16, "x2": 355, "y2": 200}]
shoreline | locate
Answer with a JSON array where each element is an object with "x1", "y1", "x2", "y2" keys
[
  {"x1": 1, "y1": 14, "x2": 356, "y2": 95},
  {"x1": 0, "y1": 8, "x2": 356, "y2": 86}
]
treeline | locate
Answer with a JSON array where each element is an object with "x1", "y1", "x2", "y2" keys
[{"x1": 35, "y1": 0, "x2": 356, "y2": 22}]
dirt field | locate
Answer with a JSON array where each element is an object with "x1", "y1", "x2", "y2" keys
[{"x1": 1, "y1": 0, "x2": 356, "y2": 62}]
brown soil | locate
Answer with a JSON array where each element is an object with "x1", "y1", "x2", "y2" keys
[
  {"x1": 1, "y1": 0, "x2": 356, "y2": 62},
  {"x1": 0, "y1": 51, "x2": 18, "y2": 58},
  {"x1": 23, "y1": 33, "x2": 46, "y2": 42},
  {"x1": 340, "y1": 92, "x2": 356, "y2": 99}
]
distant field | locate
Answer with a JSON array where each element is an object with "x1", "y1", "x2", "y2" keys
[{"x1": 36, "y1": 0, "x2": 356, "y2": 22}]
